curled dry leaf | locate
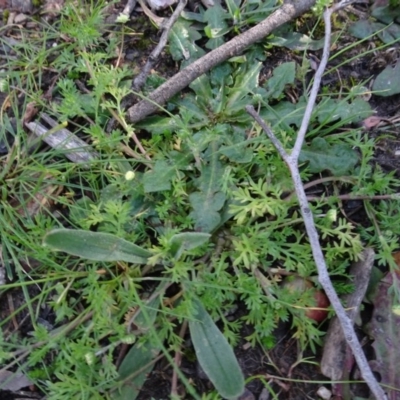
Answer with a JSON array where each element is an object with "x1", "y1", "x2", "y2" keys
[
  {"x1": 283, "y1": 276, "x2": 330, "y2": 322},
  {"x1": 362, "y1": 115, "x2": 383, "y2": 130},
  {"x1": 321, "y1": 248, "x2": 375, "y2": 380},
  {"x1": 0, "y1": 370, "x2": 33, "y2": 391}
]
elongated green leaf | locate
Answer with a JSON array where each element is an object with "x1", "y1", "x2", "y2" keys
[
  {"x1": 44, "y1": 229, "x2": 152, "y2": 264},
  {"x1": 112, "y1": 342, "x2": 160, "y2": 400},
  {"x1": 189, "y1": 159, "x2": 226, "y2": 232},
  {"x1": 170, "y1": 232, "x2": 211, "y2": 259},
  {"x1": 269, "y1": 31, "x2": 339, "y2": 50},
  {"x1": 226, "y1": 61, "x2": 262, "y2": 112},
  {"x1": 189, "y1": 297, "x2": 245, "y2": 399}
]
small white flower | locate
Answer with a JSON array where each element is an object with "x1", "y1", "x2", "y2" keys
[
  {"x1": 85, "y1": 352, "x2": 95, "y2": 365},
  {"x1": 125, "y1": 171, "x2": 135, "y2": 181},
  {"x1": 121, "y1": 335, "x2": 136, "y2": 344},
  {"x1": 326, "y1": 209, "x2": 337, "y2": 222},
  {"x1": 116, "y1": 13, "x2": 129, "y2": 24}
]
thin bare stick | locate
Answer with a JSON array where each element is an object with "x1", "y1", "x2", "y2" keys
[
  {"x1": 246, "y1": 2, "x2": 387, "y2": 398},
  {"x1": 121, "y1": 0, "x2": 137, "y2": 20},
  {"x1": 306, "y1": 193, "x2": 400, "y2": 201},
  {"x1": 170, "y1": 320, "x2": 188, "y2": 397},
  {"x1": 133, "y1": 0, "x2": 188, "y2": 92},
  {"x1": 126, "y1": 0, "x2": 317, "y2": 123}
]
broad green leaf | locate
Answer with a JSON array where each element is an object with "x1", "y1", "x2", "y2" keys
[
  {"x1": 299, "y1": 137, "x2": 359, "y2": 176},
  {"x1": 113, "y1": 342, "x2": 160, "y2": 400},
  {"x1": 225, "y1": 0, "x2": 240, "y2": 18},
  {"x1": 219, "y1": 128, "x2": 253, "y2": 163},
  {"x1": 189, "y1": 297, "x2": 245, "y2": 399},
  {"x1": 169, "y1": 19, "x2": 205, "y2": 66},
  {"x1": 260, "y1": 99, "x2": 306, "y2": 128},
  {"x1": 372, "y1": 61, "x2": 400, "y2": 97},
  {"x1": 210, "y1": 63, "x2": 233, "y2": 87},
  {"x1": 135, "y1": 116, "x2": 179, "y2": 135},
  {"x1": 142, "y1": 160, "x2": 176, "y2": 193},
  {"x1": 371, "y1": 5, "x2": 400, "y2": 24},
  {"x1": 44, "y1": 229, "x2": 152, "y2": 263},
  {"x1": 190, "y1": 191, "x2": 226, "y2": 233},
  {"x1": 348, "y1": 20, "x2": 385, "y2": 39},
  {"x1": 170, "y1": 232, "x2": 211, "y2": 259},
  {"x1": 269, "y1": 32, "x2": 339, "y2": 51},
  {"x1": 225, "y1": 60, "x2": 263, "y2": 113},
  {"x1": 348, "y1": 20, "x2": 400, "y2": 44},
  {"x1": 190, "y1": 154, "x2": 227, "y2": 233},
  {"x1": 203, "y1": 3, "x2": 230, "y2": 49},
  {"x1": 189, "y1": 75, "x2": 213, "y2": 110},
  {"x1": 265, "y1": 61, "x2": 296, "y2": 99},
  {"x1": 196, "y1": 159, "x2": 225, "y2": 193},
  {"x1": 315, "y1": 98, "x2": 372, "y2": 124},
  {"x1": 131, "y1": 295, "x2": 161, "y2": 334},
  {"x1": 176, "y1": 95, "x2": 210, "y2": 123},
  {"x1": 378, "y1": 23, "x2": 400, "y2": 44}
]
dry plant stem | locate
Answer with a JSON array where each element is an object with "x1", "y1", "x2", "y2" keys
[
  {"x1": 126, "y1": 0, "x2": 317, "y2": 123},
  {"x1": 0, "y1": 310, "x2": 94, "y2": 375},
  {"x1": 246, "y1": 2, "x2": 387, "y2": 398},
  {"x1": 171, "y1": 320, "x2": 188, "y2": 397},
  {"x1": 121, "y1": 0, "x2": 137, "y2": 18},
  {"x1": 133, "y1": 0, "x2": 188, "y2": 92},
  {"x1": 306, "y1": 193, "x2": 400, "y2": 201},
  {"x1": 247, "y1": 109, "x2": 388, "y2": 400}
]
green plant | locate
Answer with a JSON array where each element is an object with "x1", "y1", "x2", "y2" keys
[{"x1": 1, "y1": 1, "x2": 400, "y2": 399}]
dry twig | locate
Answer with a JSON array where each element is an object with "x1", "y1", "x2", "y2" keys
[
  {"x1": 132, "y1": 0, "x2": 188, "y2": 92},
  {"x1": 126, "y1": 0, "x2": 317, "y2": 123},
  {"x1": 246, "y1": 1, "x2": 387, "y2": 399}
]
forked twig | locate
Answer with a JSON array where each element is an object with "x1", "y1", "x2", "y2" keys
[
  {"x1": 246, "y1": 2, "x2": 387, "y2": 399},
  {"x1": 133, "y1": 0, "x2": 188, "y2": 92}
]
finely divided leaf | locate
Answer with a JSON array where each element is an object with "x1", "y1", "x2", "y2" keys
[
  {"x1": 44, "y1": 229, "x2": 152, "y2": 264},
  {"x1": 189, "y1": 297, "x2": 245, "y2": 399}
]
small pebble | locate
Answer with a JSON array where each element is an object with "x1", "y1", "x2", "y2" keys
[
  {"x1": 258, "y1": 387, "x2": 270, "y2": 400},
  {"x1": 238, "y1": 388, "x2": 255, "y2": 400},
  {"x1": 317, "y1": 386, "x2": 332, "y2": 399}
]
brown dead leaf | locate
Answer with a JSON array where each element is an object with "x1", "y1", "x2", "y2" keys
[
  {"x1": 362, "y1": 115, "x2": 383, "y2": 130},
  {"x1": 10, "y1": 0, "x2": 33, "y2": 13},
  {"x1": 9, "y1": 173, "x2": 63, "y2": 218},
  {"x1": 22, "y1": 102, "x2": 39, "y2": 125},
  {"x1": 367, "y1": 271, "x2": 400, "y2": 399},
  {"x1": 0, "y1": 370, "x2": 33, "y2": 391}
]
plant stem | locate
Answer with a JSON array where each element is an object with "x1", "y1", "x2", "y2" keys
[{"x1": 246, "y1": 1, "x2": 387, "y2": 398}]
